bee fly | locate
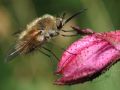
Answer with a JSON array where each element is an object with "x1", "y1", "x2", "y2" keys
[{"x1": 5, "y1": 9, "x2": 86, "y2": 62}]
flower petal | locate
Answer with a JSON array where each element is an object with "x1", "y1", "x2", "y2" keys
[
  {"x1": 97, "y1": 30, "x2": 120, "y2": 50},
  {"x1": 55, "y1": 32, "x2": 120, "y2": 85}
]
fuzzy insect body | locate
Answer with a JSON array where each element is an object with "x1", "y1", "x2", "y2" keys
[
  {"x1": 5, "y1": 9, "x2": 87, "y2": 62},
  {"x1": 16, "y1": 15, "x2": 59, "y2": 54}
]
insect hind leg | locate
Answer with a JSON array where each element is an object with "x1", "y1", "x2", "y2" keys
[
  {"x1": 42, "y1": 46, "x2": 59, "y2": 61},
  {"x1": 38, "y1": 48, "x2": 50, "y2": 58}
]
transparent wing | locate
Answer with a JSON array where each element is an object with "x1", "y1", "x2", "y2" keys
[{"x1": 5, "y1": 46, "x2": 21, "y2": 62}]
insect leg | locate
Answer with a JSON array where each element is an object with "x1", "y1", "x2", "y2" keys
[
  {"x1": 61, "y1": 26, "x2": 94, "y2": 37},
  {"x1": 72, "y1": 26, "x2": 94, "y2": 35},
  {"x1": 61, "y1": 34, "x2": 78, "y2": 37},
  {"x1": 38, "y1": 49, "x2": 50, "y2": 58},
  {"x1": 47, "y1": 41, "x2": 76, "y2": 55},
  {"x1": 61, "y1": 48, "x2": 76, "y2": 55},
  {"x1": 61, "y1": 29, "x2": 75, "y2": 32},
  {"x1": 42, "y1": 47, "x2": 59, "y2": 61},
  {"x1": 38, "y1": 48, "x2": 56, "y2": 65}
]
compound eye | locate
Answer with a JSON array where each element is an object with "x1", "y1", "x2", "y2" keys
[
  {"x1": 56, "y1": 18, "x2": 63, "y2": 30},
  {"x1": 39, "y1": 30, "x2": 44, "y2": 34}
]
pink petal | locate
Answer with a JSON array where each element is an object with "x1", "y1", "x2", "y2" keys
[
  {"x1": 55, "y1": 31, "x2": 120, "y2": 85},
  {"x1": 96, "y1": 30, "x2": 120, "y2": 50}
]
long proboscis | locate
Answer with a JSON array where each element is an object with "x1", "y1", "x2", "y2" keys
[{"x1": 63, "y1": 9, "x2": 87, "y2": 26}]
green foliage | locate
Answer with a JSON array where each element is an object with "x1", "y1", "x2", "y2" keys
[{"x1": 0, "y1": 0, "x2": 120, "y2": 90}]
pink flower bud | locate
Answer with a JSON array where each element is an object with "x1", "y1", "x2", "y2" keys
[{"x1": 55, "y1": 29, "x2": 120, "y2": 85}]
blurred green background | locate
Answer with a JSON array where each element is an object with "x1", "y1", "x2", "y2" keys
[{"x1": 0, "y1": 0, "x2": 120, "y2": 90}]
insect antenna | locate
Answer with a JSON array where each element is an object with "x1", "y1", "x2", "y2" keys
[
  {"x1": 61, "y1": 12, "x2": 66, "y2": 20},
  {"x1": 62, "y1": 9, "x2": 87, "y2": 27}
]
